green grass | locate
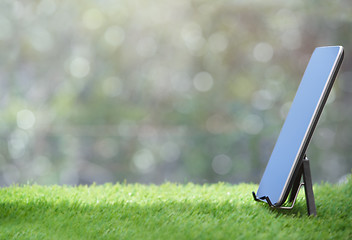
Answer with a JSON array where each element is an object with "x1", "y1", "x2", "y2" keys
[{"x1": 0, "y1": 178, "x2": 351, "y2": 240}]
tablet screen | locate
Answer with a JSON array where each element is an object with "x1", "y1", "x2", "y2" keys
[{"x1": 256, "y1": 46, "x2": 343, "y2": 206}]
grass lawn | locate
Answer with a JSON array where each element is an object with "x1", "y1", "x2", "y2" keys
[{"x1": 0, "y1": 177, "x2": 351, "y2": 240}]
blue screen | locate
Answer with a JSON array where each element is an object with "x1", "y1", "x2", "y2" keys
[{"x1": 256, "y1": 46, "x2": 343, "y2": 205}]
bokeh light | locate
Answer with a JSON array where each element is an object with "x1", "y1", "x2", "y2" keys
[
  {"x1": 69, "y1": 57, "x2": 91, "y2": 79},
  {"x1": 193, "y1": 72, "x2": 214, "y2": 92},
  {"x1": 16, "y1": 109, "x2": 36, "y2": 130},
  {"x1": 253, "y1": 42, "x2": 274, "y2": 63},
  {"x1": 212, "y1": 154, "x2": 232, "y2": 175}
]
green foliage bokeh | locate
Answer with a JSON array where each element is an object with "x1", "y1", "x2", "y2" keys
[{"x1": 0, "y1": 0, "x2": 351, "y2": 185}]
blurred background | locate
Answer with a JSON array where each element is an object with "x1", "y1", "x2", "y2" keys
[{"x1": 0, "y1": 0, "x2": 351, "y2": 186}]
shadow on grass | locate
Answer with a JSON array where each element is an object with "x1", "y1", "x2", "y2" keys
[{"x1": 268, "y1": 181, "x2": 352, "y2": 218}]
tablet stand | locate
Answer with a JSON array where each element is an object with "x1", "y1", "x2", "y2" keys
[{"x1": 252, "y1": 155, "x2": 317, "y2": 216}]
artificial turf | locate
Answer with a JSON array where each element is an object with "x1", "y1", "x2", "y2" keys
[{"x1": 0, "y1": 177, "x2": 351, "y2": 239}]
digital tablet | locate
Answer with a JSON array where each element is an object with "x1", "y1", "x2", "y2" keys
[{"x1": 255, "y1": 46, "x2": 344, "y2": 206}]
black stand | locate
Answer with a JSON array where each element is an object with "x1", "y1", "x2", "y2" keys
[{"x1": 252, "y1": 155, "x2": 317, "y2": 216}]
